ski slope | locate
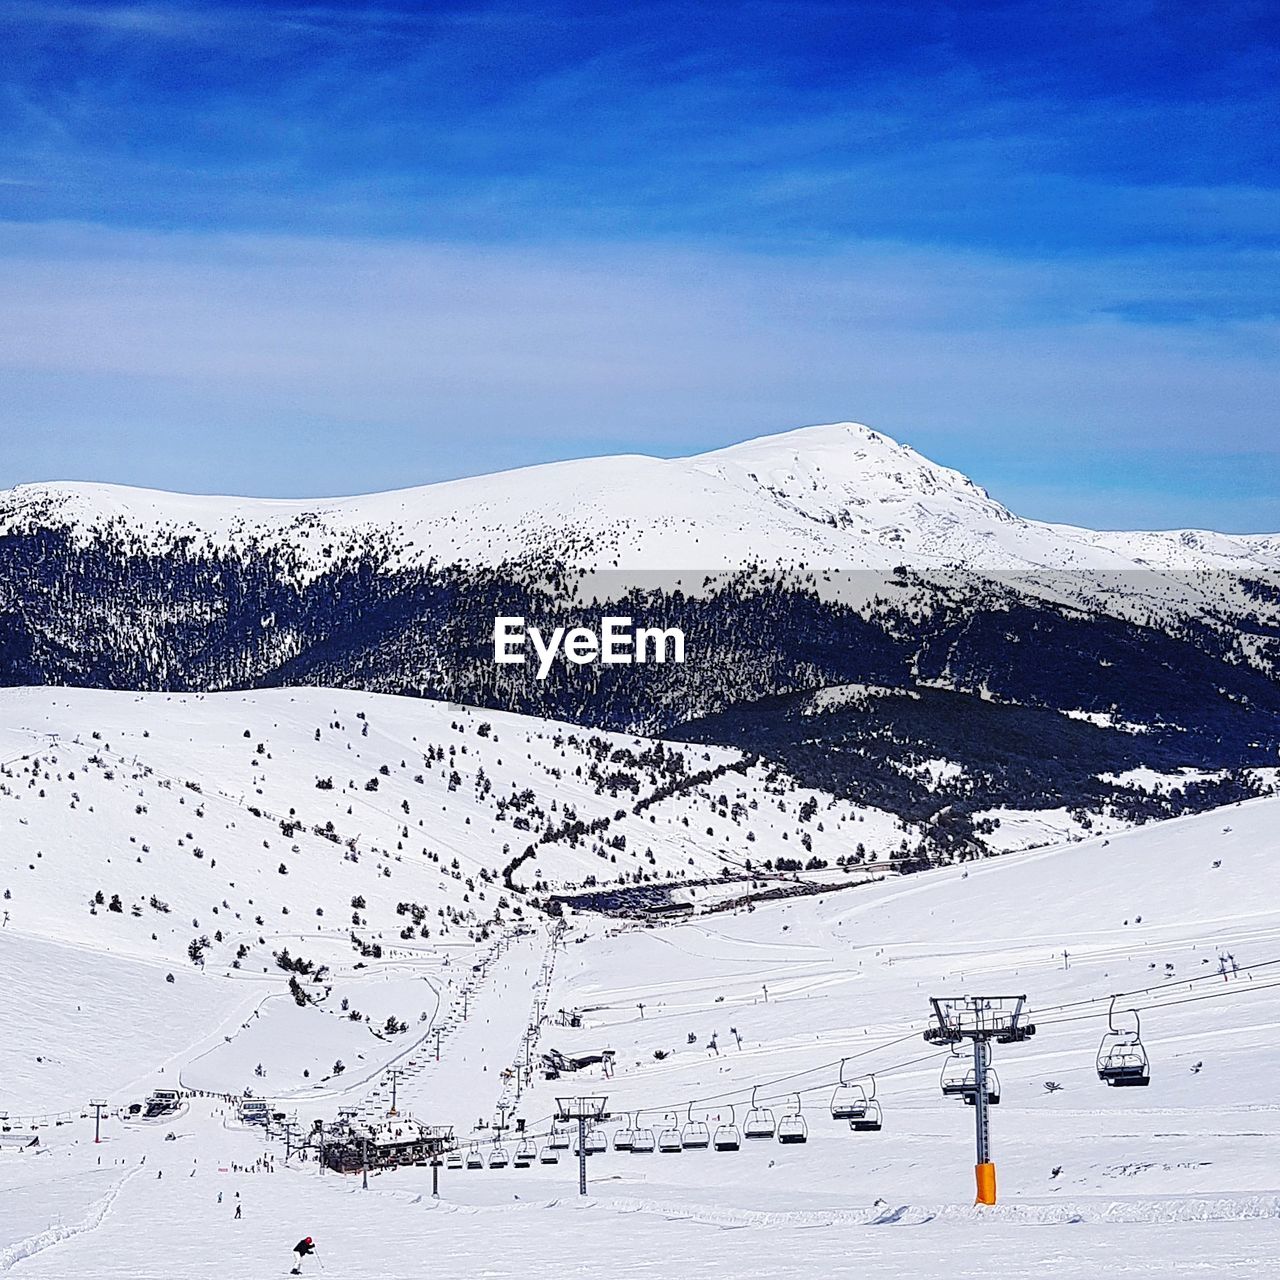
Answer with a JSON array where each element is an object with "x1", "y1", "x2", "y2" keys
[
  {"x1": 1, "y1": 764, "x2": 1278, "y2": 1277},
  {"x1": 0, "y1": 685, "x2": 916, "y2": 1112}
]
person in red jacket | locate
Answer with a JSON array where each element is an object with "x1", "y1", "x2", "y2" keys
[{"x1": 290, "y1": 1236, "x2": 316, "y2": 1274}]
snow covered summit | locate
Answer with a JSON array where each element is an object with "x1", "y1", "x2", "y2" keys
[{"x1": 3, "y1": 421, "x2": 1277, "y2": 576}]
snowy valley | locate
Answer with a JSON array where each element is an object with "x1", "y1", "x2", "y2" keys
[{"x1": 0, "y1": 684, "x2": 1278, "y2": 1277}]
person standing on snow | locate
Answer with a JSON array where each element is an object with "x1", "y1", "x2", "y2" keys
[{"x1": 290, "y1": 1236, "x2": 316, "y2": 1274}]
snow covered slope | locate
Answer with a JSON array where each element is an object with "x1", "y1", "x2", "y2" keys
[
  {"x1": 0, "y1": 685, "x2": 916, "y2": 1109},
  {"x1": 1, "y1": 774, "x2": 1278, "y2": 1277},
  {"x1": 4, "y1": 422, "x2": 1278, "y2": 576}
]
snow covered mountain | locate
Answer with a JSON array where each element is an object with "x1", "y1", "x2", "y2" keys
[
  {"x1": 3, "y1": 422, "x2": 1279, "y2": 853},
  {"x1": 4, "y1": 429, "x2": 1280, "y2": 1276},
  {"x1": 4, "y1": 422, "x2": 1279, "y2": 576}
]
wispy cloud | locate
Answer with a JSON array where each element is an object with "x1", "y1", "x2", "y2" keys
[
  {"x1": 0, "y1": 221, "x2": 1274, "y2": 528},
  {"x1": 3, "y1": 0, "x2": 1276, "y2": 257},
  {"x1": 0, "y1": 3, "x2": 1275, "y2": 527},
  {"x1": 2, "y1": 3, "x2": 226, "y2": 36}
]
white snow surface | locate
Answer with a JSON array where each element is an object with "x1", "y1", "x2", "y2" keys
[
  {"x1": 2, "y1": 685, "x2": 1279, "y2": 1276},
  {"x1": 0, "y1": 685, "x2": 915, "y2": 1110}
]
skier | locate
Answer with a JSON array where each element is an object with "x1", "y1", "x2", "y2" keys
[{"x1": 290, "y1": 1236, "x2": 316, "y2": 1274}]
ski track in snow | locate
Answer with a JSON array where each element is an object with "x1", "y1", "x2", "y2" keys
[{"x1": 0, "y1": 1167, "x2": 141, "y2": 1272}]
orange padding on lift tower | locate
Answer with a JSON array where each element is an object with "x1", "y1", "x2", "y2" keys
[{"x1": 975, "y1": 1162, "x2": 997, "y2": 1205}]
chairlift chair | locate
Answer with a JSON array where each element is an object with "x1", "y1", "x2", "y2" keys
[
  {"x1": 613, "y1": 1117, "x2": 635, "y2": 1151},
  {"x1": 830, "y1": 1059, "x2": 866, "y2": 1120},
  {"x1": 713, "y1": 1106, "x2": 741, "y2": 1152},
  {"x1": 446, "y1": 1149, "x2": 463, "y2": 1170},
  {"x1": 548, "y1": 1125, "x2": 570, "y2": 1151},
  {"x1": 743, "y1": 1088, "x2": 776, "y2": 1140},
  {"x1": 630, "y1": 1123, "x2": 656, "y2": 1154},
  {"x1": 849, "y1": 1098, "x2": 883, "y2": 1132},
  {"x1": 488, "y1": 1143, "x2": 510, "y2": 1169},
  {"x1": 1097, "y1": 998, "x2": 1151, "y2": 1087},
  {"x1": 539, "y1": 1144, "x2": 560, "y2": 1165},
  {"x1": 681, "y1": 1103, "x2": 711, "y2": 1150},
  {"x1": 776, "y1": 1095, "x2": 808, "y2": 1145},
  {"x1": 465, "y1": 1146, "x2": 484, "y2": 1170},
  {"x1": 984, "y1": 1068, "x2": 1001, "y2": 1105},
  {"x1": 514, "y1": 1138, "x2": 537, "y2": 1167},
  {"x1": 658, "y1": 1116, "x2": 684, "y2": 1152},
  {"x1": 841, "y1": 1074, "x2": 882, "y2": 1131},
  {"x1": 571, "y1": 1126, "x2": 605, "y2": 1157},
  {"x1": 940, "y1": 1044, "x2": 970, "y2": 1098},
  {"x1": 959, "y1": 1065, "x2": 1001, "y2": 1106}
]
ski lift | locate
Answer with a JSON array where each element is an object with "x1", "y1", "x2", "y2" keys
[
  {"x1": 940, "y1": 1043, "x2": 970, "y2": 1098},
  {"x1": 713, "y1": 1106, "x2": 741, "y2": 1152},
  {"x1": 630, "y1": 1121, "x2": 656, "y2": 1154},
  {"x1": 1097, "y1": 998, "x2": 1151, "y2": 1087},
  {"x1": 960, "y1": 1066, "x2": 1000, "y2": 1105},
  {"x1": 446, "y1": 1149, "x2": 463, "y2": 1170},
  {"x1": 571, "y1": 1127, "x2": 602, "y2": 1157},
  {"x1": 658, "y1": 1115, "x2": 683, "y2": 1152},
  {"x1": 548, "y1": 1124, "x2": 570, "y2": 1151},
  {"x1": 576, "y1": 1126, "x2": 604, "y2": 1157},
  {"x1": 681, "y1": 1103, "x2": 710, "y2": 1150},
  {"x1": 947, "y1": 1042, "x2": 1001, "y2": 1105},
  {"x1": 847, "y1": 1076, "x2": 882, "y2": 1132},
  {"x1": 613, "y1": 1114, "x2": 636, "y2": 1150},
  {"x1": 830, "y1": 1059, "x2": 866, "y2": 1119},
  {"x1": 465, "y1": 1146, "x2": 484, "y2": 1170},
  {"x1": 539, "y1": 1143, "x2": 559, "y2": 1165},
  {"x1": 743, "y1": 1088, "x2": 776, "y2": 1140},
  {"x1": 514, "y1": 1138, "x2": 537, "y2": 1167},
  {"x1": 776, "y1": 1094, "x2": 808, "y2": 1145},
  {"x1": 849, "y1": 1098, "x2": 883, "y2": 1132},
  {"x1": 487, "y1": 1142, "x2": 509, "y2": 1169}
]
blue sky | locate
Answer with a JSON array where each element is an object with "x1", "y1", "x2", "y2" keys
[{"x1": 0, "y1": 1, "x2": 1276, "y2": 529}]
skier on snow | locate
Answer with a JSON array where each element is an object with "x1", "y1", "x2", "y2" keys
[{"x1": 290, "y1": 1236, "x2": 316, "y2": 1274}]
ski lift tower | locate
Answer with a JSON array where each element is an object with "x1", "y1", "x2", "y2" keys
[
  {"x1": 555, "y1": 1096, "x2": 609, "y2": 1196},
  {"x1": 924, "y1": 995, "x2": 1035, "y2": 1205},
  {"x1": 89, "y1": 1099, "x2": 107, "y2": 1144}
]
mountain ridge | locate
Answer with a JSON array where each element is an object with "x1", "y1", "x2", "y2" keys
[
  {"x1": 4, "y1": 422, "x2": 1278, "y2": 578},
  {"x1": 3, "y1": 419, "x2": 1279, "y2": 858}
]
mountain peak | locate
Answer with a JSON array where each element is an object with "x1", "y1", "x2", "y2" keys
[{"x1": 687, "y1": 420, "x2": 998, "y2": 521}]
